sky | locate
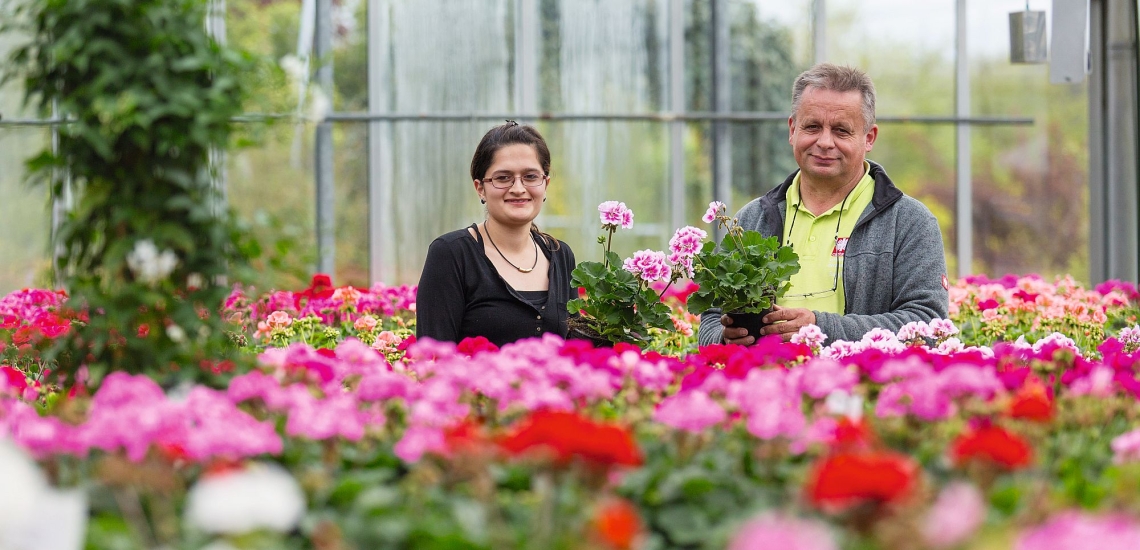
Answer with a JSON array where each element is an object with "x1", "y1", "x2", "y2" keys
[{"x1": 750, "y1": 0, "x2": 1057, "y2": 61}]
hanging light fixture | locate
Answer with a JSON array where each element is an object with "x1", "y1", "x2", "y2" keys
[{"x1": 1010, "y1": 1, "x2": 1048, "y2": 64}]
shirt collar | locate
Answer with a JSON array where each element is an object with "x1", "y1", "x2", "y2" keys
[{"x1": 787, "y1": 161, "x2": 872, "y2": 215}]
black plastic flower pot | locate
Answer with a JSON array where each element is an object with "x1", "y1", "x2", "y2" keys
[{"x1": 726, "y1": 308, "x2": 773, "y2": 342}]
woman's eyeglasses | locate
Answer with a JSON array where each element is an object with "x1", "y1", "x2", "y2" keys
[{"x1": 482, "y1": 172, "x2": 548, "y2": 189}]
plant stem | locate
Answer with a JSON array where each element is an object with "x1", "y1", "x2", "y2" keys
[
  {"x1": 113, "y1": 487, "x2": 157, "y2": 549},
  {"x1": 604, "y1": 226, "x2": 615, "y2": 268}
]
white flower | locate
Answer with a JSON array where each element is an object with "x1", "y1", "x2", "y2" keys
[
  {"x1": 166, "y1": 324, "x2": 187, "y2": 344},
  {"x1": 824, "y1": 390, "x2": 863, "y2": 420},
  {"x1": 185, "y1": 463, "x2": 305, "y2": 535},
  {"x1": 1, "y1": 487, "x2": 87, "y2": 550},
  {"x1": 309, "y1": 87, "x2": 331, "y2": 122},
  {"x1": 126, "y1": 240, "x2": 178, "y2": 285},
  {"x1": 279, "y1": 55, "x2": 306, "y2": 83},
  {"x1": 186, "y1": 272, "x2": 204, "y2": 290},
  {"x1": 0, "y1": 438, "x2": 48, "y2": 544}
]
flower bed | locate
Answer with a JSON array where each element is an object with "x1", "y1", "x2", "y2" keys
[{"x1": 1, "y1": 276, "x2": 1140, "y2": 549}]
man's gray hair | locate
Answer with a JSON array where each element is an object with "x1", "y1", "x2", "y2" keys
[{"x1": 790, "y1": 63, "x2": 876, "y2": 132}]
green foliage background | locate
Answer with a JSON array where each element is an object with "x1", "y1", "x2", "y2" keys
[{"x1": 3, "y1": 0, "x2": 259, "y2": 384}]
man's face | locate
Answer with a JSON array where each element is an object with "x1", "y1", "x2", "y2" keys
[{"x1": 788, "y1": 87, "x2": 877, "y2": 187}]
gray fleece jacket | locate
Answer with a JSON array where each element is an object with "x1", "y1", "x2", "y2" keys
[{"x1": 698, "y1": 161, "x2": 950, "y2": 345}]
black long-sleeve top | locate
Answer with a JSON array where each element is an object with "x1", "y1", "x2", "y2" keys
[{"x1": 415, "y1": 224, "x2": 576, "y2": 348}]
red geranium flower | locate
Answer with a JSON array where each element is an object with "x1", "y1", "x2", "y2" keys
[
  {"x1": 11, "y1": 325, "x2": 40, "y2": 347},
  {"x1": 592, "y1": 498, "x2": 643, "y2": 550},
  {"x1": 697, "y1": 344, "x2": 746, "y2": 368},
  {"x1": 831, "y1": 418, "x2": 877, "y2": 451},
  {"x1": 457, "y1": 336, "x2": 500, "y2": 357},
  {"x1": 805, "y1": 450, "x2": 919, "y2": 512},
  {"x1": 977, "y1": 298, "x2": 1000, "y2": 311},
  {"x1": 498, "y1": 410, "x2": 642, "y2": 467},
  {"x1": 950, "y1": 424, "x2": 1033, "y2": 470},
  {"x1": 1, "y1": 366, "x2": 28, "y2": 393},
  {"x1": 294, "y1": 273, "x2": 337, "y2": 307},
  {"x1": 1008, "y1": 381, "x2": 1053, "y2": 422},
  {"x1": 34, "y1": 313, "x2": 71, "y2": 339},
  {"x1": 443, "y1": 420, "x2": 492, "y2": 456},
  {"x1": 396, "y1": 334, "x2": 417, "y2": 351}
]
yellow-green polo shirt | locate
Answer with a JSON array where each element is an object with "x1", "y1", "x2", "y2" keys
[{"x1": 778, "y1": 162, "x2": 875, "y2": 314}]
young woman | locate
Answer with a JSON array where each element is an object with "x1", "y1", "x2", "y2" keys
[{"x1": 415, "y1": 122, "x2": 575, "y2": 347}]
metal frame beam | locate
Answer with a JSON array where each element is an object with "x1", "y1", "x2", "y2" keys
[
  {"x1": 314, "y1": 0, "x2": 335, "y2": 277},
  {"x1": 367, "y1": 0, "x2": 394, "y2": 285},
  {"x1": 669, "y1": 0, "x2": 685, "y2": 233},
  {"x1": 711, "y1": 0, "x2": 731, "y2": 226},
  {"x1": 955, "y1": 0, "x2": 972, "y2": 278}
]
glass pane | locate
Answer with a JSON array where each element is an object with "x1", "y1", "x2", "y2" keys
[
  {"x1": 968, "y1": 0, "x2": 1089, "y2": 281},
  {"x1": 727, "y1": 1, "x2": 809, "y2": 204},
  {"x1": 226, "y1": 0, "x2": 317, "y2": 290},
  {"x1": 0, "y1": 127, "x2": 51, "y2": 294},
  {"x1": 0, "y1": 30, "x2": 51, "y2": 293},
  {"x1": 358, "y1": 0, "x2": 679, "y2": 285},
  {"x1": 823, "y1": 0, "x2": 959, "y2": 272}
]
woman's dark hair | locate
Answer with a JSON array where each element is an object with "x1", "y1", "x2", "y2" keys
[
  {"x1": 470, "y1": 120, "x2": 551, "y2": 180},
  {"x1": 470, "y1": 121, "x2": 560, "y2": 250}
]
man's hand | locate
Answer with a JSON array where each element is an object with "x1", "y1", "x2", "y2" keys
[
  {"x1": 760, "y1": 305, "x2": 816, "y2": 341},
  {"x1": 719, "y1": 314, "x2": 754, "y2": 346}
]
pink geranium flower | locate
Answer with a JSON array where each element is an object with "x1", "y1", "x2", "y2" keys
[
  {"x1": 728, "y1": 513, "x2": 837, "y2": 550},
  {"x1": 622, "y1": 250, "x2": 672, "y2": 282},
  {"x1": 653, "y1": 391, "x2": 726, "y2": 433},
  {"x1": 1016, "y1": 511, "x2": 1140, "y2": 550},
  {"x1": 923, "y1": 482, "x2": 985, "y2": 548},
  {"x1": 668, "y1": 226, "x2": 707, "y2": 257},
  {"x1": 702, "y1": 201, "x2": 726, "y2": 223},
  {"x1": 265, "y1": 311, "x2": 293, "y2": 330},
  {"x1": 598, "y1": 201, "x2": 634, "y2": 229}
]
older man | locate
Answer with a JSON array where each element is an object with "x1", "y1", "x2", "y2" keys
[{"x1": 698, "y1": 63, "x2": 949, "y2": 346}]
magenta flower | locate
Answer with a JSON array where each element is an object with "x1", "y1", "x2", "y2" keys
[
  {"x1": 937, "y1": 363, "x2": 1003, "y2": 400},
  {"x1": 747, "y1": 399, "x2": 806, "y2": 440},
  {"x1": 703, "y1": 201, "x2": 726, "y2": 224},
  {"x1": 653, "y1": 391, "x2": 727, "y2": 433},
  {"x1": 795, "y1": 358, "x2": 858, "y2": 399},
  {"x1": 284, "y1": 391, "x2": 366, "y2": 442},
  {"x1": 598, "y1": 201, "x2": 634, "y2": 229},
  {"x1": 668, "y1": 226, "x2": 707, "y2": 257},
  {"x1": 174, "y1": 387, "x2": 283, "y2": 460},
  {"x1": 622, "y1": 250, "x2": 672, "y2": 282},
  {"x1": 728, "y1": 513, "x2": 838, "y2": 550},
  {"x1": 393, "y1": 426, "x2": 446, "y2": 463}
]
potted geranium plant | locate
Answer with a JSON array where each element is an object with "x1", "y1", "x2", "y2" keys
[
  {"x1": 685, "y1": 201, "x2": 800, "y2": 340},
  {"x1": 567, "y1": 202, "x2": 682, "y2": 347}
]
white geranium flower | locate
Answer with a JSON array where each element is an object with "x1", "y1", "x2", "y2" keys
[
  {"x1": 126, "y1": 239, "x2": 178, "y2": 284},
  {"x1": 185, "y1": 463, "x2": 305, "y2": 535}
]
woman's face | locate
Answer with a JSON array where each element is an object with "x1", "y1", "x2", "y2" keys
[{"x1": 474, "y1": 143, "x2": 548, "y2": 227}]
